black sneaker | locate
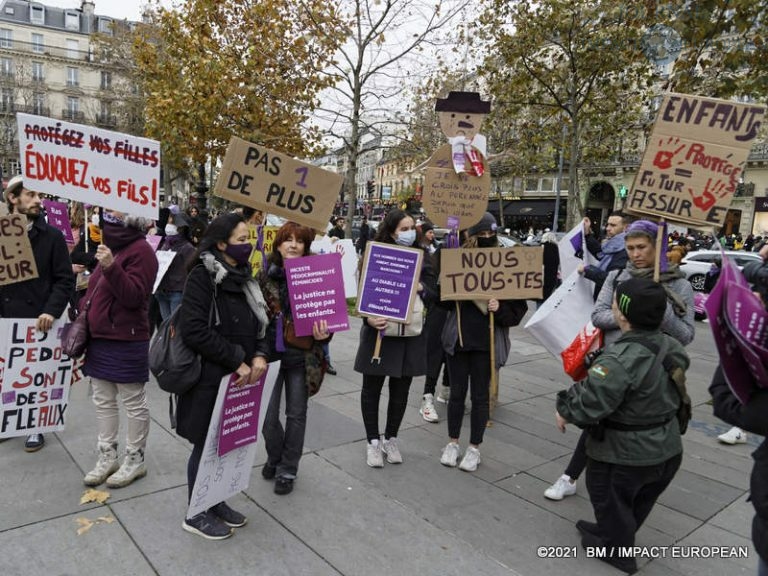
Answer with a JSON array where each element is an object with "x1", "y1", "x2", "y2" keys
[
  {"x1": 575, "y1": 519, "x2": 600, "y2": 537},
  {"x1": 274, "y1": 477, "x2": 294, "y2": 495},
  {"x1": 182, "y1": 511, "x2": 233, "y2": 540},
  {"x1": 24, "y1": 434, "x2": 45, "y2": 453},
  {"x1": 325, "y1": 364, "x2": 337, "y2": 376},
  {"x1": 210, "y1": 502, "x2": 247, "y2": 528},
  {"x1": 262, "y1": 463, "x2": 276, "y2": 480}
]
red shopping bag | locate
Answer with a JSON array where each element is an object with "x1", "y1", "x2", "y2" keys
[{"x1": 560, "y1": 323, "x2": 603, "y2": 381}]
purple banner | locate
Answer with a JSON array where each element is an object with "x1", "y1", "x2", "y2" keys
[
  {"x1": 42, "y1": 200, "x2": 73, "y2": 244},
  {"x1": 357, "y1": 242, "x2": 423, "y2": 322},
  {"x1": 285, "y1": 253, "x2": 349, "y2": 337},
  {"x1": 217, "y1": 371, "x2": 268, "y2": 457}
]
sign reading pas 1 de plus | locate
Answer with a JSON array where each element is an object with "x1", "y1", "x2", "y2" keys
[{"x1": 214, "y1": 137, "x2": 343, "y2": 231}]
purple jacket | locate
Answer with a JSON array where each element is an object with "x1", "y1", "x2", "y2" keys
[{"x1": 82, "y1": 237, "x2": 158, "y2": 341}]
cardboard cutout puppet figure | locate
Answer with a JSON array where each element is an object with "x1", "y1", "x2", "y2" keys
[{"x1": 422, "y1": 91, "x2": 492, "y2": 229}]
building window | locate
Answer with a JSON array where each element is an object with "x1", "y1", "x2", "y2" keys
[
  {"x1": 65, "y1": 11, "x2": 79, "y2": 31},
  {"x1": 100, "y1": 71, "x2": 112, "y2": 90},
  {"x1": 1, "y1": 88, "x2": 13, "y2": 113},
  {"x1": 31, "y1": 33, "x2": 43, "y2": 53},
  {"x1": 67, "y1": 67, "x2": 79, "y2": 87},
  {"x1": 32, "y1": 61, "x2": 44, "y2": 82},
  {"x1": 0, "y1": 57, "x2": 12, "y2": 78},
  {"x1": 66, "y1": 96, "x2": 79, "y2": 117},
  {"x1": 66, "y1": 39, "x2": 79, "y2": 59},
  {"x1": 30, "y1": 4, "x2": 44, "y2": 25},
  {"x1": 525, "y1": 178, "x2": 539, "y2": 192},
  {"x1": 0, "y1": 29, "x2": 11, "y2": 49},
  {"x1": 98, "y1": 18, "x2": 113, "y2": 35},
  {"x1": 33, "y1": 92, "x2": 45, "y2": 115}
]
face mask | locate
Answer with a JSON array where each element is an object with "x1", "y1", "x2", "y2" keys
[
  {"x1": 164, "y1": 224, "x2": 178, "y2": 236},
  {"x1": 395, "y1": 229, "x2": 416, "y2": 246},
  {"x1": 225, "y1": 242, "x2": 253, "y2": 266},
  {"x1": 477, "y1": 235, "x2": 497, "y2": 248},
  {"x1": 91, "y1": 214, "x2": 100, "y2": 225}
]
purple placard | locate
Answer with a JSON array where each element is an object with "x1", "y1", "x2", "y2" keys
[
  {"x1": 217, "y1": 371, "x2": 268, "y2": 457},
  {"x1": 145, "y1": 234, "x2": 163, "y2": 251},
  {"x1": 357, "y1": 242, "x2": 422, "y2": 322},
  {"x1": 704, "y1": 256, "x2": 758, "y2": 404},
  {"x1": 42, "y1": 200, "x2": 74, "y2": 244},
  {"x1": 285, "y1": 253, "x2": 349, "y2": 337}
]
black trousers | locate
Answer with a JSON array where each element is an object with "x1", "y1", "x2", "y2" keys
[
  {"x1": 564, "y1": 430, "x2": 588, "y2": 480},
  {"x1": 360, "y1": 374, "x2": 412, "y2": 442},
  {"x1": 446, "y1": 350, "x2": 490, "y2": 445},
  {"x1": 586, "y1": 452, "x2": 682, "y2": 553}
]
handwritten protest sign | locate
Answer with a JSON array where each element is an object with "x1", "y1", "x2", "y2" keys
[
  {"x1": 217, "y1": 370, "x2": 271, "y2": 457},
  {"x1": 0, "y1": 318, "x2": 74, "y2": 438},
  {"x1": 627, "y1": 94, "x2": 766, "y2": 227},
  {"x1": 214, "y1": 137, "x2": 343, "y2": 231},
  {"x1": 285, "y1": 253, "x2": 349, "y2": 337},
  {"x1": 247, "y1": 225, "x2": 279, "y2": 274},
  {"x1": 18, "y1": 113, "x2": 161, "y2": 219},
  {"x1": 152, "y1": 250, "x2": 176, "y2": 294},
  {"x1": 0, "y1": 214, "x2": 39, "y2": 286},
  {"x1": 357, "y1": 242, "x2": 423, "y2": 322},
  {"x1": 422, "y1": 144, "x2": 489, "y2": 230},
  {"x1": 440, "y1": 246, "x2": 543, "y2": 300},
  {"x1": 310, "y1": 237, "x2": 358, "y2": 297},
  {"x1": 188, "y1": 362, "x2": 279, "y2": 518},
  {"x1": 42, "y1": 199, "x2": 74, "y2": 244}
]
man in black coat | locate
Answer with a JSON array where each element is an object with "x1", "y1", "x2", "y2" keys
[{"x1": 1, "y1": 176, "x2": 75, "y2": 452}]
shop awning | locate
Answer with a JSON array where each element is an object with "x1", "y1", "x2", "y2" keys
[{"x1": 490, "y1": 199, "x2": 564, "y2": 217}]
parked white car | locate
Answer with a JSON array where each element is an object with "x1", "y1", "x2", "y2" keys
[{"x1": 679, "y1": 250, "x2": 763, "y2": 291}]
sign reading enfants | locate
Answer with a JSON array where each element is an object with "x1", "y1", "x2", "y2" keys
[
  {"x1": 627, "y1": 93, "x2": 766, "y2": 227},
  {"x1": 214, "y1": 137, "x2": 343, "y2": 231}
]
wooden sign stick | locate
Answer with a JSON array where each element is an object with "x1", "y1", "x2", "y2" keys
[
  {"x1": 653, "y1": 218, "x2": 665, "y2": 283},
  {"x1": 371, "y1": 329, "x2": 384, "y2": 364},
  {"x1": 488, "y1": 310, "x2": 497, "y2": 425},
  {"x1": 456, "y1": 302, "x2": 464, "y2": 348}
]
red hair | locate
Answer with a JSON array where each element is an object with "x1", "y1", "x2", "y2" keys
[{"x1": 270, "y1": 221, "x2": 314, "y2": 266}]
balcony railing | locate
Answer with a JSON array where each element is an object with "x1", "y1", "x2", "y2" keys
[
  {"x1": 61, "y1": 110, "x2": 85, "y2": 121},
  {"x1": 0, "y1": 39, "x2": 91, "y2": 62},
  {"x1": 96, "y1": 113, "x2": 116, "y2": 127}
]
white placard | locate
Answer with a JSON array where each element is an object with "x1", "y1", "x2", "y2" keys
[
  {"x1": 152, "y1": 250, "x2": 177, "y2": 294},
  {"x1": 17, "y1": 113, "x2": 160, "y2": 219},
  {"x1": 310, "y1": 237, "x2": 358, "y2": 298},
  {"x1": 186, "y1": 361, "x2": 280, "y2": 518}
]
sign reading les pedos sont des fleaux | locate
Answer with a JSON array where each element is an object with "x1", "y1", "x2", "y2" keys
[
  {"x1": 627, "y1": 93, "x2": 766, "y2": 227},
  {"x1": 214, "y1": 137, "x2": 343, "y2": 231}
]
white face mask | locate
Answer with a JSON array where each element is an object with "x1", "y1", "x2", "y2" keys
[
  {"x1": 165, "y1": 224, "x2": 178, "y2": 236},
  {"x1": 395, "y1": 229, "x2": 416, "y2": 246},
  {"x1": 91, "y1": 214, "x2": 100, "y2": 225}
]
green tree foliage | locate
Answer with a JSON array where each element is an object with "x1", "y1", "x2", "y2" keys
[{"x1": 476, "y1": 0, "x2": 655, "y2": 227}]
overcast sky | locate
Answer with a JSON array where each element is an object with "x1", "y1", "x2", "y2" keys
[{"x1": 42, "y1": 0, "x2": 174, "y2": 21}]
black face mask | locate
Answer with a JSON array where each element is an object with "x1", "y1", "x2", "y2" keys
[{"x1": 476, "y1": 235, "x2": 497, "y2": 248}]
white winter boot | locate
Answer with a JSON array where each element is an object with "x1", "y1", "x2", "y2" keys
[
  {"x1": 83, "y1": 442, "x2": 119, "y2": 486},
  {"x1": 106, "y1": 448, "x2": 147, "y2": 488}
]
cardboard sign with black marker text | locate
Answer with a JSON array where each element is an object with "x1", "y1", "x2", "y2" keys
[{"x1": 0, "y1": 214, "x2": 39, "y2": 286}]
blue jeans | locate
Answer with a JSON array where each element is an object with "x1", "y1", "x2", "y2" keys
[
  {"x1": 262, "y1": 366, "x2": 308, "y2": 479},
  {"x1": 155, "y1": 291, "x2": 183, "y2": 321}
]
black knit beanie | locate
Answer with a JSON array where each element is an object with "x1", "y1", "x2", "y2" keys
[{"x1": 615, "y1": 277, "x2": 667, "y2": 329}]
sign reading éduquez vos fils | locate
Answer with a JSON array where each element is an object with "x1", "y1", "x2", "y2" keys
[{"x1": 214, "y1": 136, "x2": 344, "y2": 231}]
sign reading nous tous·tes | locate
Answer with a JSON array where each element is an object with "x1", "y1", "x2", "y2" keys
[
  {"x1": 214, "y1": 136, "x2": 343, "y2": 231},
  {"x1": 440, "y1": 246, "x2": 543, "y2": 300},
  {"x1": 627, "y1": 93, "x2": 766, "y2": 227},
  {"x1": 285, "y1": 253, "x2": 349, "y2": 337},
  {"x1": 357, "y1": 242, "x2": 423, "y2": 322},
  {"x1": 17, "y1": 113, "x2": 161, "y2": 220},
  {"x1": 0, "y1": 214, "x2": 39, "y2": 286}
]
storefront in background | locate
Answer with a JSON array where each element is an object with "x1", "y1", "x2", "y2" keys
[{"x1": 752, "y1": 197, "x2": 768, "y2": 237}]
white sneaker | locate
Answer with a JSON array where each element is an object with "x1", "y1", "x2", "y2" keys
[
  {"x1": 544, "y1": 474, "x2": 577, "y2": 500},
  {"x1": 84, "y1": 442, "x2": 119, "y2": 486},
  {"x1": 381, "y1": 437, "x2": 403, "y2": 464},
  {"x1": 366, "y1": 439, "x2": 384, "y2": 468},
  {"x1": 419, "y1": 394, "x2": 439, "y2": 423},
  {"x1": 459, "y1": 446, "x2": 481, "y2": 472},
  {"x1": 436, "y1": 385, "x2": 450, "y2": 404},
  {"x1": 440, "y1": 442, "x2": 461, "y2": 467},
  {"x1": 718, "y1": 427, "x2": 747, "y2": 445},
  {"x1": 106, "y1": 449, "x2": 147, "y2": 488}
]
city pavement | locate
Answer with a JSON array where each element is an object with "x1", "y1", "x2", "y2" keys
[{"x1": 0, "y1": 306, "x2": 758, "y2": 576}]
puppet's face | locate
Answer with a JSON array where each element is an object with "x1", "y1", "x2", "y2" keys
[{"x1": 438, "y1": 110, "x2": 486, "y2": 139}]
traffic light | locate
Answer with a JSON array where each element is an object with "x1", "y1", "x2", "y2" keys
[
  {"x1": 366, "y1": 180, "x2": 375, "y2": 196},
  {"x1": 618, "y1": 185, "x2": 628, "y2": 199}
]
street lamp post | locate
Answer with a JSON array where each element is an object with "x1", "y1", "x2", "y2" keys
[{"x1": 196, "y1": 162, "x2": 208, "y2": 211}]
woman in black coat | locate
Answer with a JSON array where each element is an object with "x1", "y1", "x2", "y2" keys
[
  {"x1": 710, "y1": 367, "x2": 768, "y2": 575},
  {"x1": 176, "y1": 213, "x2": 270, "y2": 541},
  {"x1": 354, "y1": 209, "x2": 437, "y2": 467}
]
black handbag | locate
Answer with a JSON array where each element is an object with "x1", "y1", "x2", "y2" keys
[{"x1": 61, "y1": 277, "x2": 102, "y2": 358}]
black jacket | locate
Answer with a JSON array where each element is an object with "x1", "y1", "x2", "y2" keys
[
  {"x1": 0, "y1": 216, "x2": 74, "y2": 319},
  {"x1": 176, "y1": 260, "x2": 269, "y2": 444},
  {"x1": 710, "y1": 366, "x2": 768, "y2": 563}
]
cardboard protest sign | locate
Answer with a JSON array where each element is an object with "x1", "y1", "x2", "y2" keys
[
  {"x1": 247, "y1": 225, "x2": 279, "y2": 275},
  {"x1": 0, "y1": 214, "x2": 39, "y2": 286},
  {"x1": 357, "y1": 242, "x2": 423, "y2": 322},
  {"x1": 214, "y1": 137, "x2": 343, "y2": 231},
  {"x1": 440, "y1": 246, "x2": 543, "y2": 300},
  {"x1": 17, "y1": 113, "x2": 160, "y2": 219},
  {"x1": 217, "y1": 370, "x2": 272, "y2": 457},
  {"x1": 285, "y1": 253, "x2": 349, "y2": 337},
  {"x1": 187, "y1": 362, "x2": 279, "y2": 518},
  {"x1": 152, "y1": 250, "x2": 176, "y2": 294},
  {"x1": 310, "y1": 237, "x2": 358, "y2": 297},
  {"x1": 627, "y1": 94, "x2": 766, "y2": 227},
  {"x1": 422, "y1": 144, "x2": 490, "y2": 230},
  {"x1": 42, "y1": 199, "x2": 74, "y2": 244},
  {"x1": 0, "y1": 318, "x2": 74, "y2": 438}
]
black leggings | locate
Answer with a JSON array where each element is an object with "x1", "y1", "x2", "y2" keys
[
  {"x1": 564, "y1": 430, "x2": 588, "y2": 480},
  {"x1": 360, "y1": 374, "x2": 412, "y2": 442},
  {"x1": 446, "y1": 350, "x2": 490, "y2": 446}
]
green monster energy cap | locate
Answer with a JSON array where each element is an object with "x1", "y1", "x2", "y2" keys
[{"x1": 614, "y1": 277, "x2": 667, "y2": 329}]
